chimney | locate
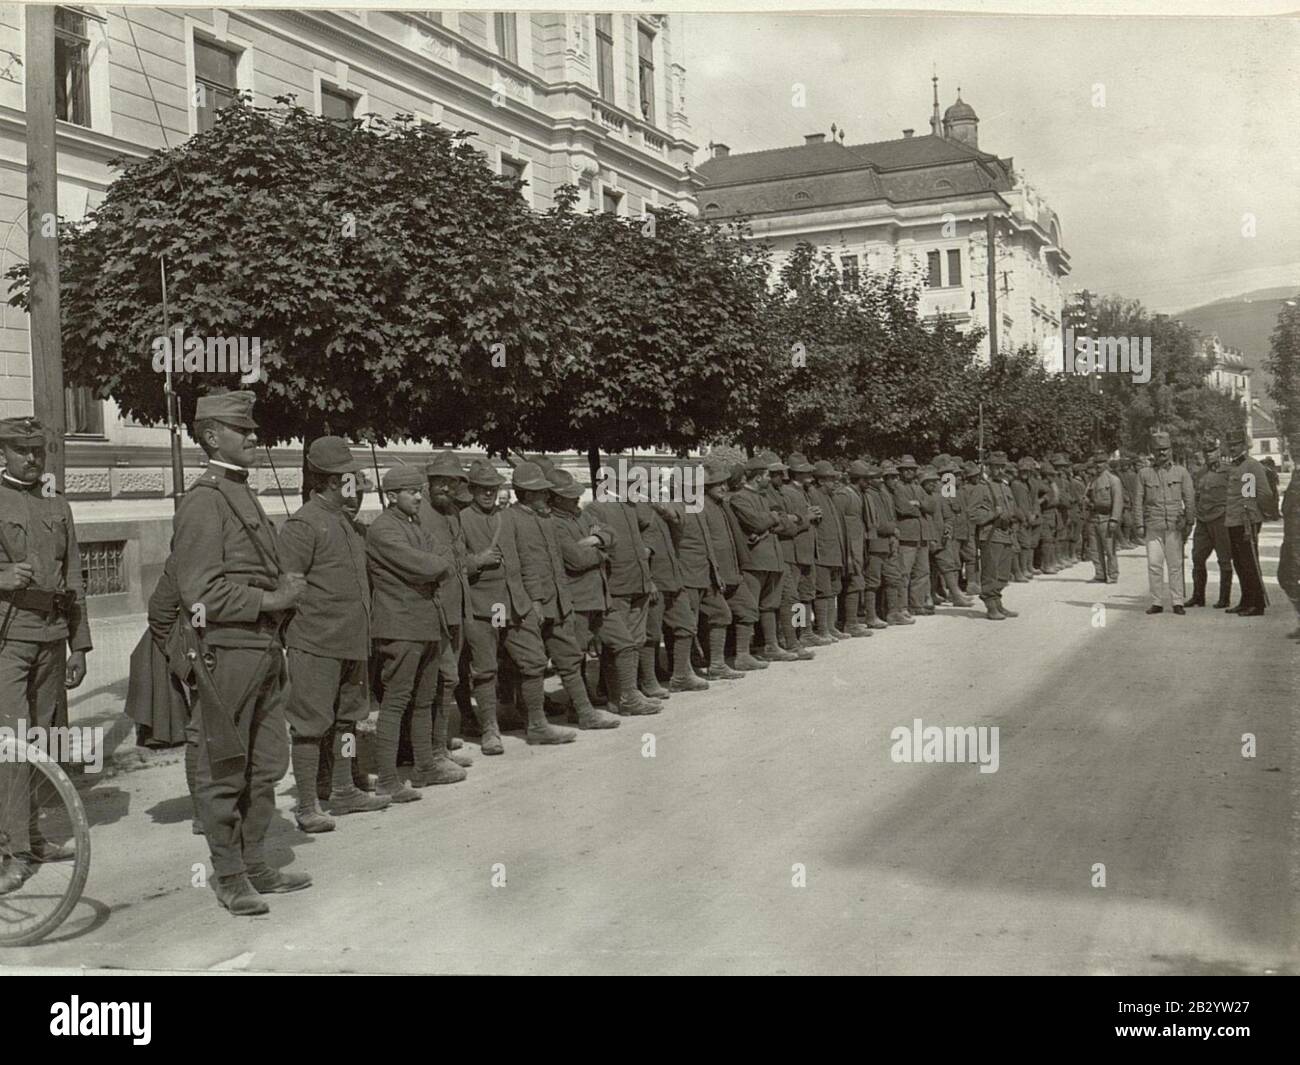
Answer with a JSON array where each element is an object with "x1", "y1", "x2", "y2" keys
[
  {"x1": 804, "y1": 133, "x2": 825, "y2": 145},
  {"x1": 902, "y1": 128, "x2": 914, "y2": 138},
  {"x1": 711, "y1": 142, "x2": 730, "y2": 159}
]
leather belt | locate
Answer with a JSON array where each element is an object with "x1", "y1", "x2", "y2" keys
[{"x1": 0, "y1": 587, "x2": 74, "y2": 618}]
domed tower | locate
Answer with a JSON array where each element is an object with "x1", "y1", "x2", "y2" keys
[{"x1": 942, "y1": 90, "x2": 978, "y2": 148}]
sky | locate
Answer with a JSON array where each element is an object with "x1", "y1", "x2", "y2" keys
[{"x1": 680, "y1": 10, "x2": 1300, "y2": 313}]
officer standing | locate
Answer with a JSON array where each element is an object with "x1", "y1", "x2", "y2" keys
[
  {"x1": 700, "y1": 459, "x2": 757, "y2": 674},
  {"x1": 891, "y1": 455, "x2": 933, "y2": 619},
  {"x1": 0, "y1": 416, "x2": 92, "y2": 895},
  {"x1": 728, "y1": 455, "x2": 795, "y2": 662},
  {"x1": 1133, "y1": 431, "x2": 1195, "y2": 615},
  {"x1": 808, "y1": 460, "x2": 848, "y2": 637},
  {"x1": 366, "y1": 465, "x2": 453, "y2": 802},
  {"x1": 1188, "y1": 444, "x2": 1232, "y2": 608},
  {"x1": 171, "y1": 392, "x2": 309, "y2": 914},
  {"x1": 279, "y1": 437, "x2": 390, "y2": 832},
  {"x1": 1222, "y1": 427, "x2": 1276, "y2": 616},
  {"x1": 781, "y1": 454, "x2": 822, "y2": 651},
  {"x1": 967, "y1": 451, "x2": 1019, "y2": 621},
  {"x1": 1085, "y1": 451, "x2": 1123, "y2": 584}
]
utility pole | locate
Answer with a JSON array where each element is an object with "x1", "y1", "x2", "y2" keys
[
  {"x1": 985, "y1": 213, "x2": 998, "y2": 362},
  {"x1": 24, "y1": 6, "x2": 66, "y2": 487}
]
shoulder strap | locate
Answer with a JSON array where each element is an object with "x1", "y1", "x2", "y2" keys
[{"x1": 196, "y1": 481, "x2": 283, "y2": 577}]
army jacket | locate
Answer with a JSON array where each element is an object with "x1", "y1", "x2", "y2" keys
[{"x1": 279, "y1": 493, "x2": 371, "y2": 660}]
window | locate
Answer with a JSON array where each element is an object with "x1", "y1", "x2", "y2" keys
[
  {"x1": 494, "y1": 13, "x2": 518, "y2": 63},
  {"x1": 194, "y1": 37, "x2": 240, "y2": 133},
  {"x1": 934, "y1": 179, "x2": 954, "y2": 192},
  {"x1": 65, "y1": 385, "x2": 103, "y2": 436},
  {"x1": 595, "y1": 16, "x2": 614, "y2": 103},
  {"x1": 602, "y1": 188, "x2": 622, "y2": 215},
  {"x1": 927, "y1": 250, "x2": 942, "y2": 288},
  {"x1": 637, "y1": 24, "x2": 655, "y2": 123},
  {"x1": 840, "y1": 255, "x2": 859, "y2": 291},
  {"x1": 793, "y1": 190, "x2": 811, "y2": 203},
  {"x1": 703, "y1": 202, "x2": 720, "y2": 215},
  {"x1": 321, "y1": 85, "x2": 356, "y2": 123},
  {"x1": 500, "y1": 156, "x2": 525, "y2": 183},
  {"x1": 54, "y1": 7, "x2": 91, "y2": 127},
  {"x1": 81, "y1": 541, "x2": 127, "y2": 597},
  {"x1": 947, "y1": 249, "x2": 962, "y2": 287}
]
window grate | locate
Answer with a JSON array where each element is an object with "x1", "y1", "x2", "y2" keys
[{"x1": 81, "y1": 541, "x2": 127, "y2": 597}]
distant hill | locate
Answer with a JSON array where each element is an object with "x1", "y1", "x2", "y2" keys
[{"x1": 1174, "y1": 287, "x2": 1299, "y2": 412}]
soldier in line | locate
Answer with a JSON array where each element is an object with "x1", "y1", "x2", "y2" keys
[
  {"x1": 0, "y1": 416, "x2": 92, "y2": 895},
  {"x1": 1052, "y1": 455, "x2": 1076, "y2": 568},
  {"x1": 170, "y1": 393, "x2": 308, "y2": 915},
  {"x1": 1035, "y1": 459, "x2": 1061, "y2": 574},
  {"x1": 1011, "y1": 458, "x2": 1040, "y2": 582},
  {"x1": 637, "y1": 491, "x2": 680, "y2": 702},
  {"x1": 1071, "y1": 462, "x2": 1089, "y2": 565},
  {"x1": 366, "y1": 464, "x2": 453, "y2": 803},
  {"x1": 584, "y1": 468, "x2": 663, "y2": 712},
  {"x1": 1118, "y1": 457, "x2": 1140, "y2": 549},
  {"x1": 700, "y1": 460, "x2": 759, "y2": 674},
  {"x1": 838, "y1": 461, "x2": 876, "y2": 636},
  {"x1": 547, "y1": 468, "x2": 626, "y2": 724},
  {"x1": 1133, "y1": 431, "x2": 1195, "y2": 616},
  {"x1": 1188, "y1": 443, "x2": 1232, "y2": 608},
  {"x1": 920, "y1": 465, "x2": 944, "y2": 608},
  {"x1": 890, "y1": 455, "x2": 934, "y2": 619},
  {"x1": 862, "y1": 462, "x2": 906, "y2": 626},
  {"x1": 967, "y1": 450, "x2": 1020, "y2": 622},
  {"x1": 279, "y1": 437, "x2": 391, "y2": 833},
  {"x1": 959, "y1": 461, "x2": 985, "y2": 594},
  {"x1": 727, "y1": 455, "x2": 797, "y2": 663},
  {"x1": 1221, "y1": 427, "x2": 1276, "y2": 617},
  {"x1": 932, "y1": 459, "x2": 974, "y2": 608},
  {"x1": 422, "y1": 451, "x2": 496, "y2": 760},
  {"x1": 808, "y1": 460, "x2": 849, "y2": 638},
  {"x1": 1085, "y1": 451, "x2": 1124, "y2": 584},
  {"x1": 780, "y1": 454, "x2": 822, "y2": 652}
]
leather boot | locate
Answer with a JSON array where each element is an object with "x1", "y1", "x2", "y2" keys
[
  {"x1": 328, "y1": 729, "x2": 392, "y2": 816},
  {"x1": 943, "y1": 572, "x2": 974, "y2": 607},
  {"x1": 433, "y1": 691, "x2": 473, "y2": 767},
  {"x1": 761, "y1": 612, "x2": 799, "y2": 660},
  {"x1": 706, "y1": 626, "x2": 746, "y2": 678},
  {"x1": 522, "y1": 676, "x2": 577, "y2": 744},
  {"x1": 862, "y1": 593, "x2": 889, "y2": 629},
  {"x1": 638, "y1": 643, "x2": 671, "y2": 700},
  {"x1": 964, "y1": 561, "x2": 982, "y2": 596},
  {"x1": 186, "y1": 740, "x2": 204, "y2": 835},
  {"x1": 247, "y1": 865, "x2": 314, "y2": 893},
  {"x1": 292, "y1": 737, "x2": 336, "y2": 834},
  {"x1": 471, "y1": 682, "x2": 505, "y2": 755},
  {"x1": 215, "y1": 873, "x2": 270, "y2": 916},
  {"x1": 982, "y1": 596, "x2": 1007, "y2": 621},
  {"x1": 1213, "y1": 569, "x2": 1233, "y2": 608},
  {"x1": 731, "y1": 622, "x2": 768, "y2": 670},
  {"x1": 996, "y1": 595, "x2": 1019, "y2": 618},
  {"x1": 563, "y1": 668, "x2": 621, "y2": 728},
  {"x1": 612, "y1": 648, "x2": 661, "y2": 714},
  {"x1": 668, "y1": 635, "x2": 709, "y2": 691},
  {"x1": 1186, "y1": 579, "x2": 1206, "y2": 606},
  {"x1": 779, "y1": 605, "x2": 801, "y2": 652}
]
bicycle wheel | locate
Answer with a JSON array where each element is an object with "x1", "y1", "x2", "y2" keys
[{"x1": 0, "y1": 737, "x2": 92, "y2": 946}]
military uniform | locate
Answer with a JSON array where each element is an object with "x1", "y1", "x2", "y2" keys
[
  {"x1": 1222, "y1": 430, "x2": 1277, "y2": 615},
  {"x1": 1085, "y1": 456, "x2": 1123, "y2": 583},
  {"x1": 1190, "y1": 456, "x2": 1232, "y2": 607},
  {"x1": 367, "y1": 464, "x2": 453, "y2": 801},
  {"x1": 659, "y1": 472, "x2": 727, "y2": 688},
  {"x1": 959, "y1": 462, "x2": 984, "y2": 592},
  {"x1": 1133, "y1": 432, "x2": 1195, "y2": 611},
  {"x1": 1010, "y1": 460, "x2": 1038, "y2": 581},
  {"x1": 702, "y1": 469, "x2": 759, "y2": 671},
  {"x1": 873, "y1": 465, "x2": 912, "y2": 623},
  {"x1": 637, "y1": 499, "x2": 684, "y2": 699},
  {"x1": 1119, "y1": 462, "x2": 1140, "y2": 547},
  {"x1": 725, "y1": 456, "x2": 790, "y2": 662},
  {"x1": 890, "y1": 455, "x2": 934, "y2": 616},
  {"x1": 834, "y1": 466, "x2": 871, "y2": 636},
  {"x1": 808, "y1": 462, "x2": 848, "y2": 637},
  {"x1": 0, "y1": 416, "x2": 92, "y2": 890},
  {"x1": 967, "y1": 451, "x2": 1018, "y2": 620},
  {"x1": 1036, "y1": 461, "x2": 1061, "y2": 573},
  {"x1": 779, "y1": 455, "x2": 818, "y2": 647},
  {"x1": 931, "y1": 460, "x2": 973, "y2": 606},
  {"x1": 279, "y1": 437, "x2": 388, "y2": 830}
]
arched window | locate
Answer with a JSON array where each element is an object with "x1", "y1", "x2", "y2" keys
[
  {"x1": 934, "y1": 179, "x2": 954, "y2": 192},
  {"x1": 793, "y1": 190, "x2": 811, "y2": 202},
  {"x1": 703, "y1": 202, "x2": 721, "y2": 215}
]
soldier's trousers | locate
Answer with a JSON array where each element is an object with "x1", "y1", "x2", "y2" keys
[
  {"x1": 571, "y1": 607, "x2": 634, "y2": 657},
  {"x1": 742, "y1": 569, "x2": 783, "y2": 645},
  {"x1": 645, "y1": 592, "x2": 666, "y2": 648},
  {"x1": 607, "y1": 594, "x2": 649, "y2": 649},
  {"x1": 1143, "y1": 525, "x2": 1186, "y2": 606},
  {"x1": 1191, "y1": 518, "x2": 1232, "y2": 598},
  {"x1": 194, "y1": 645, "x2": 290, "y2": 879},
  {"x1": 724, "y1": 579, "x2": 758, "y2": 625},
  {"x1": 285, "y1": 650, "x2": 368, "y2": 740},
  {"x1": 1089, "y1": 519, "x2": 1119, "y2": 582},
  {"x1": 660, "y1": 588, "x2": 697, "y2": 638},
  {"x1": 866, "y1": 549, "x2": 904, "y2": 615},
  {"x1": 1227, "y1": 523, "x2": 1265, "y2": 610},
  {"x1": 897, "y1": 540, "x2": 930, "y2": 611},
  {"x1": 460, "y1": 617, "x2": 503, "y2": 685},
  {"x1": 373, "y1": 639, "x2": 438, "y2": 782},
  {"x1": 0, "y1": 639, "x2": 67, "y2": 855},
  {"x1": 503, "y1": 610, "x2": 583, "y2": 679},
  {"x1": 1121, "y1": 509, "x2": 1135, "y2": 544},
  {"x1": 978, "y1": 538, "x2": 1013, "y2": 599}
]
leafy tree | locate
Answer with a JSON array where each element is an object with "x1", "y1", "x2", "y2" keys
[{"x1": 1266, "y1": 295, "x2": 1300, "y2": 458}]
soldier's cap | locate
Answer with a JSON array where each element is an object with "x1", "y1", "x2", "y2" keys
[
  {"x1": 547, "y1": 467, "x2": 585, "y2": 499},
  {"x1": 963, "y1": 461, "x2": 981, "y2": 476},
  {"x1": 931, "y1": 454, "x2": 951, "y2": 470},
  {"x1": 512, "y1": 460, "x2": 551, "y2": 492},
  {"x1": 194, "y1": 390, "x2": 257, "y2": 429},
  {"x1": 812, "y1": 459, "x2": 838, "y2": 477},
  {"x1": 1040, "y1": 459, "x2": 1056, "y2": 473},
  {"x1": 1224, "y1": 428, "x2": 1247, "y2": 448},
  {"x1": 703, "y1": 458, "x2": 732, "y2": 486},
  {"x1": 919, "y1": 465, "x2": 939, "y2": 483},
  {"x1": 465, "y1": 457, "x2": 506, "y2": 488},
  {"x1": 1048, "y1": 452, "x2": 1066, "y2": 465},
  {"x1": 1017, "y1": 457, "x2": 1036, "y2": 470},
  {"x1": 785, "y1": 452, "x2": 814, "y2": 474},
  {"x1": 757, "y1": 450, "x2": 787, "y2": 473},
  {"x1": 0, "y1": 415, "x2": 45, "y2": 448},
  {"x1": 847, "y1": 459, "x2": 873, "y2": 478},
  {"x1": 988, "y1": 450, "x2": 1009, "y2": 465},
  {"x1": 306, "y1": 436, "x2": 363, "y2": 475},
  {"x1": 1091, "y1": 451, "x2": 1109, "y2": 464},
  {"x1": 744, "y1": 453, "x2": 770, "y2": 474},
  {"x1": 426, "y1": 450, "x2": 468, "y2": 481},
  {"x1": 1150, "y1": 431, "x2": 1171, "y2": 449},
  {"x1": 896, "y1": 454, "x2": 918, "y2": 469},
  {"x1": 382, "y1": 464, "x2": 426, "y2": 492},
  {"x1": 939, "y1": 458, "x2": 962, "y2": 474},
  {"x1": 880, "y1": 461, "x2": 900, "y2": 476}
]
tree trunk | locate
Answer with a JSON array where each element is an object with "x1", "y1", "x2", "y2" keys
[{"x1": 587, "y1": 444, "x2": 601, "y2": 497}]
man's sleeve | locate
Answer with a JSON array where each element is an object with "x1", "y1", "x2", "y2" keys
[
  {"x1": 967, "y1": 484, "x2": 993, "y2": 528},
  {"x1": 732, "y1": 492, "x2": 776, "y2": 536},
  {"x1": 366, "y1": 516, "x2": 451, "y2": 584},
  {"x1": 1109, "y1": 474, "x2": 1123, "y2": 522},
  {"x1": 62, "y1": 501, "x2": 92, "y2": 653},
  {"x1": 891, "y1": 482, "x2": 919, "y2": 515},
  {"x1": 1255, "y1": 461, "x2": 1277, "y2": 520},
  {"x1": 1133, "y1": 474, "x2": 1145, "y2": 523},
  {"x1": 173, "y1": 492, "x2": 264, "y2": 623}
]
